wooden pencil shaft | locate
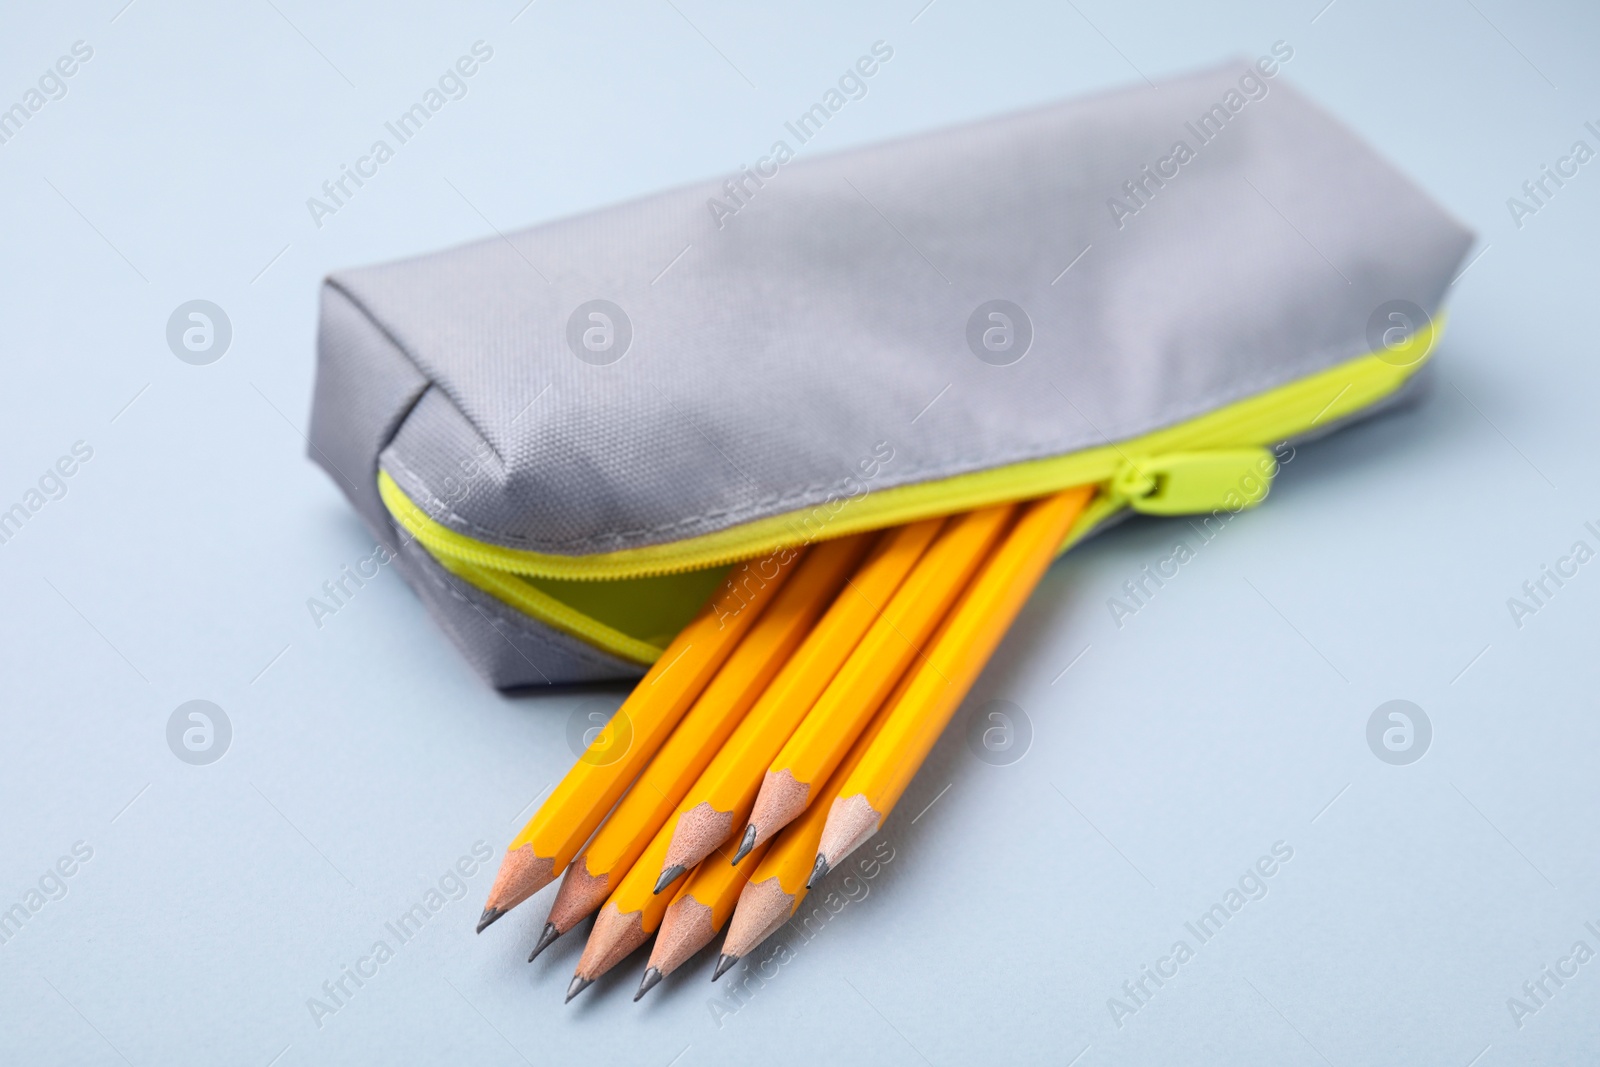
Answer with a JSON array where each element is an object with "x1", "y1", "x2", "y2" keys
[
  {"x1": 841, "y1": 487, "x2": 1094, "y2": 821},
  {"x1": 691, "y1": 522, "x2": 940, "y2": 813},
  {"x1": 608, "y1": 800, "x2": 695, "y2": 920},
  {"x1": 544, "y1": 536, "x2": 866, "y2": 934},
  {"x1": 577, "y1": 536, "x2": 865, "y2": 875},
  {"x1": 769, "y1": 505, "x2": 1015, "y2": 791},
  {"x1": 722, "y1": 516, "x2": 984, "y2": 964},
  {"x1": 747, "y1": 595, "x2": 950, "y2": 898},
  {"x1": 659, "y1": 521, "x2": 942, "y2": 872},
  {"x1": 507, "y1": 549, "x2": 800, "y2": 868}
]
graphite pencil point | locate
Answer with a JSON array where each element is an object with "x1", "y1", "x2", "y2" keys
[
  {"x1": 653, "y1": 865, "x2": 686, "y2": 896},
  {"x1": 565, "y1": 975, "x2": 593, "y2": 1004},
  {"x1": 731, "y1": 825, "x2": 758, "y2": 865},
  {"x1": 480, "y1": 845, "x2": 558, "y2": 925},
  {"x1": 712, "y1": 953, "x2": 739, "y2": 982},
  {"x1": 805, "y1": 854, "x2": 829, "y2": 889},
  {"x1": 634, "y1": 967, "x2": 663, "y2": 1002},
  {"x1": 527, "y1": 922, "x2": 561, "y2": 963}
]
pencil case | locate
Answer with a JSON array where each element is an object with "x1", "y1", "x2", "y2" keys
[{"x1": 307, "y1": 57, "x2": 1471, "y2": 689}]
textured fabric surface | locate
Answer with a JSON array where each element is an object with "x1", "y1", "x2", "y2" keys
[
  {"x1": 307, "y1": 284, "x2": 429, "y2": 538},
  {"x1": 308, "y1": 60, "x2": 1472, "y2": 686},
  {"x1": 328, "y1": 61, "x2": 1469, "y2": 555},
  {"x1": 309, "y1": 275, "x2": 648, "y2": 686}
]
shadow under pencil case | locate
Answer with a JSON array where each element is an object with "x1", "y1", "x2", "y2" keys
[{"x1": 306, "y1": 59, "x2": 1472, "y2": 689}]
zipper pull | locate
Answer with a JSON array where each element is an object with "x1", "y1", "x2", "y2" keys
[{"x1": 1110, "y1": 449, "x2": 1277, "y2": 516}]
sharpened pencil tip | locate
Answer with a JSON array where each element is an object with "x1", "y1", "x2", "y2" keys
[
  {"x1": 805, "y1": 854, "x2": 829, "y2": 890},
  {"x1": 653, "y1": 865, "x2": 686, "y2": 895},
  {"x1": 731, "y1": 824, "x2": 758, "y2": 865},
  {"x1": 527, "y1": 922, "x2": 561, "y2": 962},
  {"x1": 634, "y1": 967, "x2": 662, "y2": 1002},
  {"x1": 712, "y1": 953, "x2": 739, "y2": 981},
  {"x1": 476, "y1": 907, "x2": 505, "y2": 934},
  {"x1": 565, "y1": 975, "x2": 593, "y2": 1003}
]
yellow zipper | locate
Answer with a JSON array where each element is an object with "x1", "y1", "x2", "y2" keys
[{"x1": 381, "y1": 322, "x2": 1436, "y2": 661}]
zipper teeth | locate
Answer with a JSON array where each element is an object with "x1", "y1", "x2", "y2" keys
[
  {"x1": 379, "y1": 461, "x2": 1121, "y2": 582},
  {"x1": 382, "y1": 341, "x2": 1432, "y2": 583},
  {"x1": 379, "y1": 470, "x2": 827, "y2": 581}
]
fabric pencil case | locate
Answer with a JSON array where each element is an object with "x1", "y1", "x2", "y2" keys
[{"x1": 306, "y1": 58, "x2": 1472, "y2": 689}]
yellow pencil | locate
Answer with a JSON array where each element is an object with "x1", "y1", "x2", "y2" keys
[
  {"x1": 636, "y1": 834, "x2": 773, "y2": 1000},
  {"x1": 566, "y1": 817, "x2": 686, "y2": 1002},
  {"x1": 478, "y1": 547, "x2": 801, "y2": 931},
  {"x1": 814, "y1": 487, "x2": 1094, "y2": 876},
  {"x1": 714, "y1": 603, "x2": 941, "y2": 978},
  {"x1": 526, "y1": 535, "x2": 871, "y2": 960},
  {"x1": 740, "y1": 505, "x2": 1015, "y2": 854},
  {"x1": 653, "y1": 520, "x2": 945, "y2": 890}
]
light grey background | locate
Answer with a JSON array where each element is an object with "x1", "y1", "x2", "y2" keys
[{"x1": 1, "y1": 1, "x2": 1595, "y2": 1064}]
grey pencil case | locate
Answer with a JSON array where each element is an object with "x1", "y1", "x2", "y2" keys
[{"x1": 306, "y1": 56, "x2": 1472, "y2": 689}]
